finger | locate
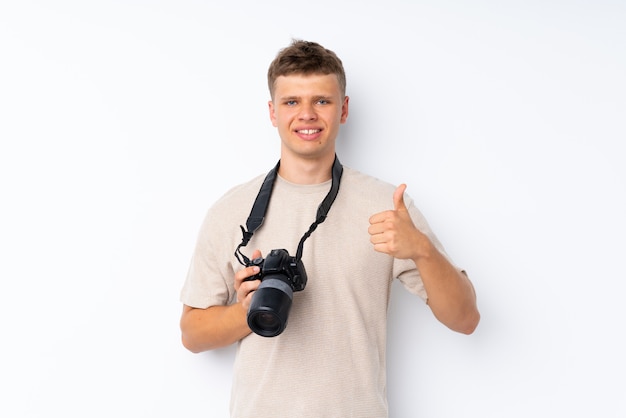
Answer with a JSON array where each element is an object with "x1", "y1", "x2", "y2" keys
[
  {"x1": 393, "y1": 184, "x2": 408, "y2": 211},
  {"x1": 240, "y1": 279, "x2": 260, "y2": 294},
  {"x1": 234, "y1": 250, "x2": 262, "y2": 288},
  {"x1": 237, "y1": 280, "x2": 260, "y2": 306},
  {"x1": 369, "y1": 212, "x2": 384, "y2": 225},
  {"x1": 369, "y1": 208, "x2": 394, "y2": 225},
  {"x1": 244, "y1": 249, "x2": 263, "y2": 281},
  {"x1": 370, "y1": 230, "x2": 387, "y2": 245}
]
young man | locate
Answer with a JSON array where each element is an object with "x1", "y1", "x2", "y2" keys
[{"x1": 180, "y1": 40, "x2": 479, "y2": 418}]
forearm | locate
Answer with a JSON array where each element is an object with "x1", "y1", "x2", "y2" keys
[
  {"x1": 414, "y1": 241, "x2": 480, "y2": 335},
  {"x1": 180, "y1": 303, "x2": 252, "y2": 352}
]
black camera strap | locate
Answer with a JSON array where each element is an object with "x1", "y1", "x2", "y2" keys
[{"x1": 235, "y1": 155, "x2": 343, "y2": 266}]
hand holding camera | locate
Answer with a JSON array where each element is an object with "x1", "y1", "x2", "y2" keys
[
  {"x1": 234, "y1": 249, "x2": 263, "y2": 311},
  {"x1": 242, "y1": 248, "x2": 308, "y2": 337}
]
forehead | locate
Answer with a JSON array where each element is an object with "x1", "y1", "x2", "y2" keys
[{"x1": 273, "y1": 73, "x2": 342, "y2": 97}]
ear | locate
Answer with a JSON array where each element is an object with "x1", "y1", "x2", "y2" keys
[
  {"x1": 340, "y1": 96, "x2": 349, "y2": 124},
  {"x1": 268, "y1": 100, "x2": 277, "y2": 127}
]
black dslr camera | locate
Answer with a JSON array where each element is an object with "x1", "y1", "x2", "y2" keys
[{"x1": 244, "y1": 248, "x2": 308, "y2": 337}]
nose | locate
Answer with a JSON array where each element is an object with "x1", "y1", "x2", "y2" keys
[{"x1": 298, "y1": 102, "x2": 317, "y2": 120}]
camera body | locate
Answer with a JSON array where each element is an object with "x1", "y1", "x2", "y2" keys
[
  {"x1": 247, "y1": 248, "x2": 307, "y2": 291},
  {"x1": 244, "y1": 248, "x2": 308, "y2": 337}
]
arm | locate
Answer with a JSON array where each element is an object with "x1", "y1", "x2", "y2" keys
[
  {"x1": 180, "y1": 251, "x2": 262, "y2": 352},
  {"x1": 368, "y1": 184, "x2": 480, "y2": 334},
  {"x1": 408, "y1": 238, "x2": 479, "y2": 334},
  {"x1": 180, "y1": 303, "x2": 250, "y2": 352}
]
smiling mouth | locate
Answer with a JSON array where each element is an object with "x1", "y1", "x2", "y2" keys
[{"x1": 296, "y1": 129, "x2": 321, "y2": 134}]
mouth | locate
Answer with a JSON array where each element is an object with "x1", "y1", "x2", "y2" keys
[{"x1": 296, "y1": 129, "x2": 322, "y2": 135}]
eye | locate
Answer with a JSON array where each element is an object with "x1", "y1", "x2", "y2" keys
[
  {"x1": 285, "y1": 100, "x2": 297, "y2": 106},
  {"x1": 317, "y1": 99, "x2": 329, "y2": 105}
]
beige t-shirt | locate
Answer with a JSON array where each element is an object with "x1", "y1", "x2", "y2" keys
[{"x1": 181, "y1": 166, "x2": 451, "y2": 418}]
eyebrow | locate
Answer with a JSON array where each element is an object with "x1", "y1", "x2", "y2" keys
[{"x1": 278, "y1": 95, "x2": 333, "y2": 101}]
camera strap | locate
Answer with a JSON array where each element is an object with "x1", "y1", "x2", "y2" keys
[{"x1": 235, "y1": 155, "x2": 343, "y2": 266}]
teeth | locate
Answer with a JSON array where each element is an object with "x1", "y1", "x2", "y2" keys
[{"x1": 299, "y1": 129, "x2": 320, "y2": 134}]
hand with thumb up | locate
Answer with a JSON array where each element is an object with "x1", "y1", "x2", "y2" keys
[{"x1": 368, "y1": 183, "x2": 430, "y2": 260}]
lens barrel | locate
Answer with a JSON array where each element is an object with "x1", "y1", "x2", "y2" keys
[{"x1": 247, "y1": 276, "x2": 293, "y2": 337}]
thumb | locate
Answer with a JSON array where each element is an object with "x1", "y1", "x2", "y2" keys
[{"x1": 393, "y1": 184, "x2": 408, "y2": 211}]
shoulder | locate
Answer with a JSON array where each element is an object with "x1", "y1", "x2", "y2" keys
[
  {"x1": 198, "y1": 172, "x2": 268, "y2": 236},
  {"x1": 339, "y1": 166, "x2": 397, "y2": 209},
  {"x1": 338, "y1": 166, "x2": 423, "y2": 218},
  {"x1": 211, "y1": 173, "x2": 267, "y2": 213},
  {"x1": 341, "y1": 166, "x2": 396, "y2": 193}
]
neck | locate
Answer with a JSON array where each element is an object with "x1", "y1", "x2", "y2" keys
[{"x1": 277, "y1": 154, "x2": 336, "y2": 185}]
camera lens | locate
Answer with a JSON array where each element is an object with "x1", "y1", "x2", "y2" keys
[
  {"x1": 249, "y1": 312, "x2": 281, "y2": 335},
  {"x1": 247, "y1": 276, "x2": 293, "y2": 337}
]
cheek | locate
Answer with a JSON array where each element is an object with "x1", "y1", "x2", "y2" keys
[
  {"x1": 273, "y1": 116, "x2": 286, "y2": 129},
  {"x1": 273, "y1": 111, "x2": 295, "y2": 130}
]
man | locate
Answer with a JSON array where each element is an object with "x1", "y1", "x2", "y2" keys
[{"x1": 180, "y1": 39, "x2": 479, "y2": 418}]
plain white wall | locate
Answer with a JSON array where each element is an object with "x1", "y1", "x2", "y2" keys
[{"x1": 1, "y1": 1, "x2": 625, "y2": 417}]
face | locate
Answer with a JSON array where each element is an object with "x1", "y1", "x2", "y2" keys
[{"x1": 268, "y1": 73, "x2": 349, "y2": 162}]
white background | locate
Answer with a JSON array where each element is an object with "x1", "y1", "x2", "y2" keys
[{"x1": 1, "y1": 1, "x2": 625, "y2": 417}]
